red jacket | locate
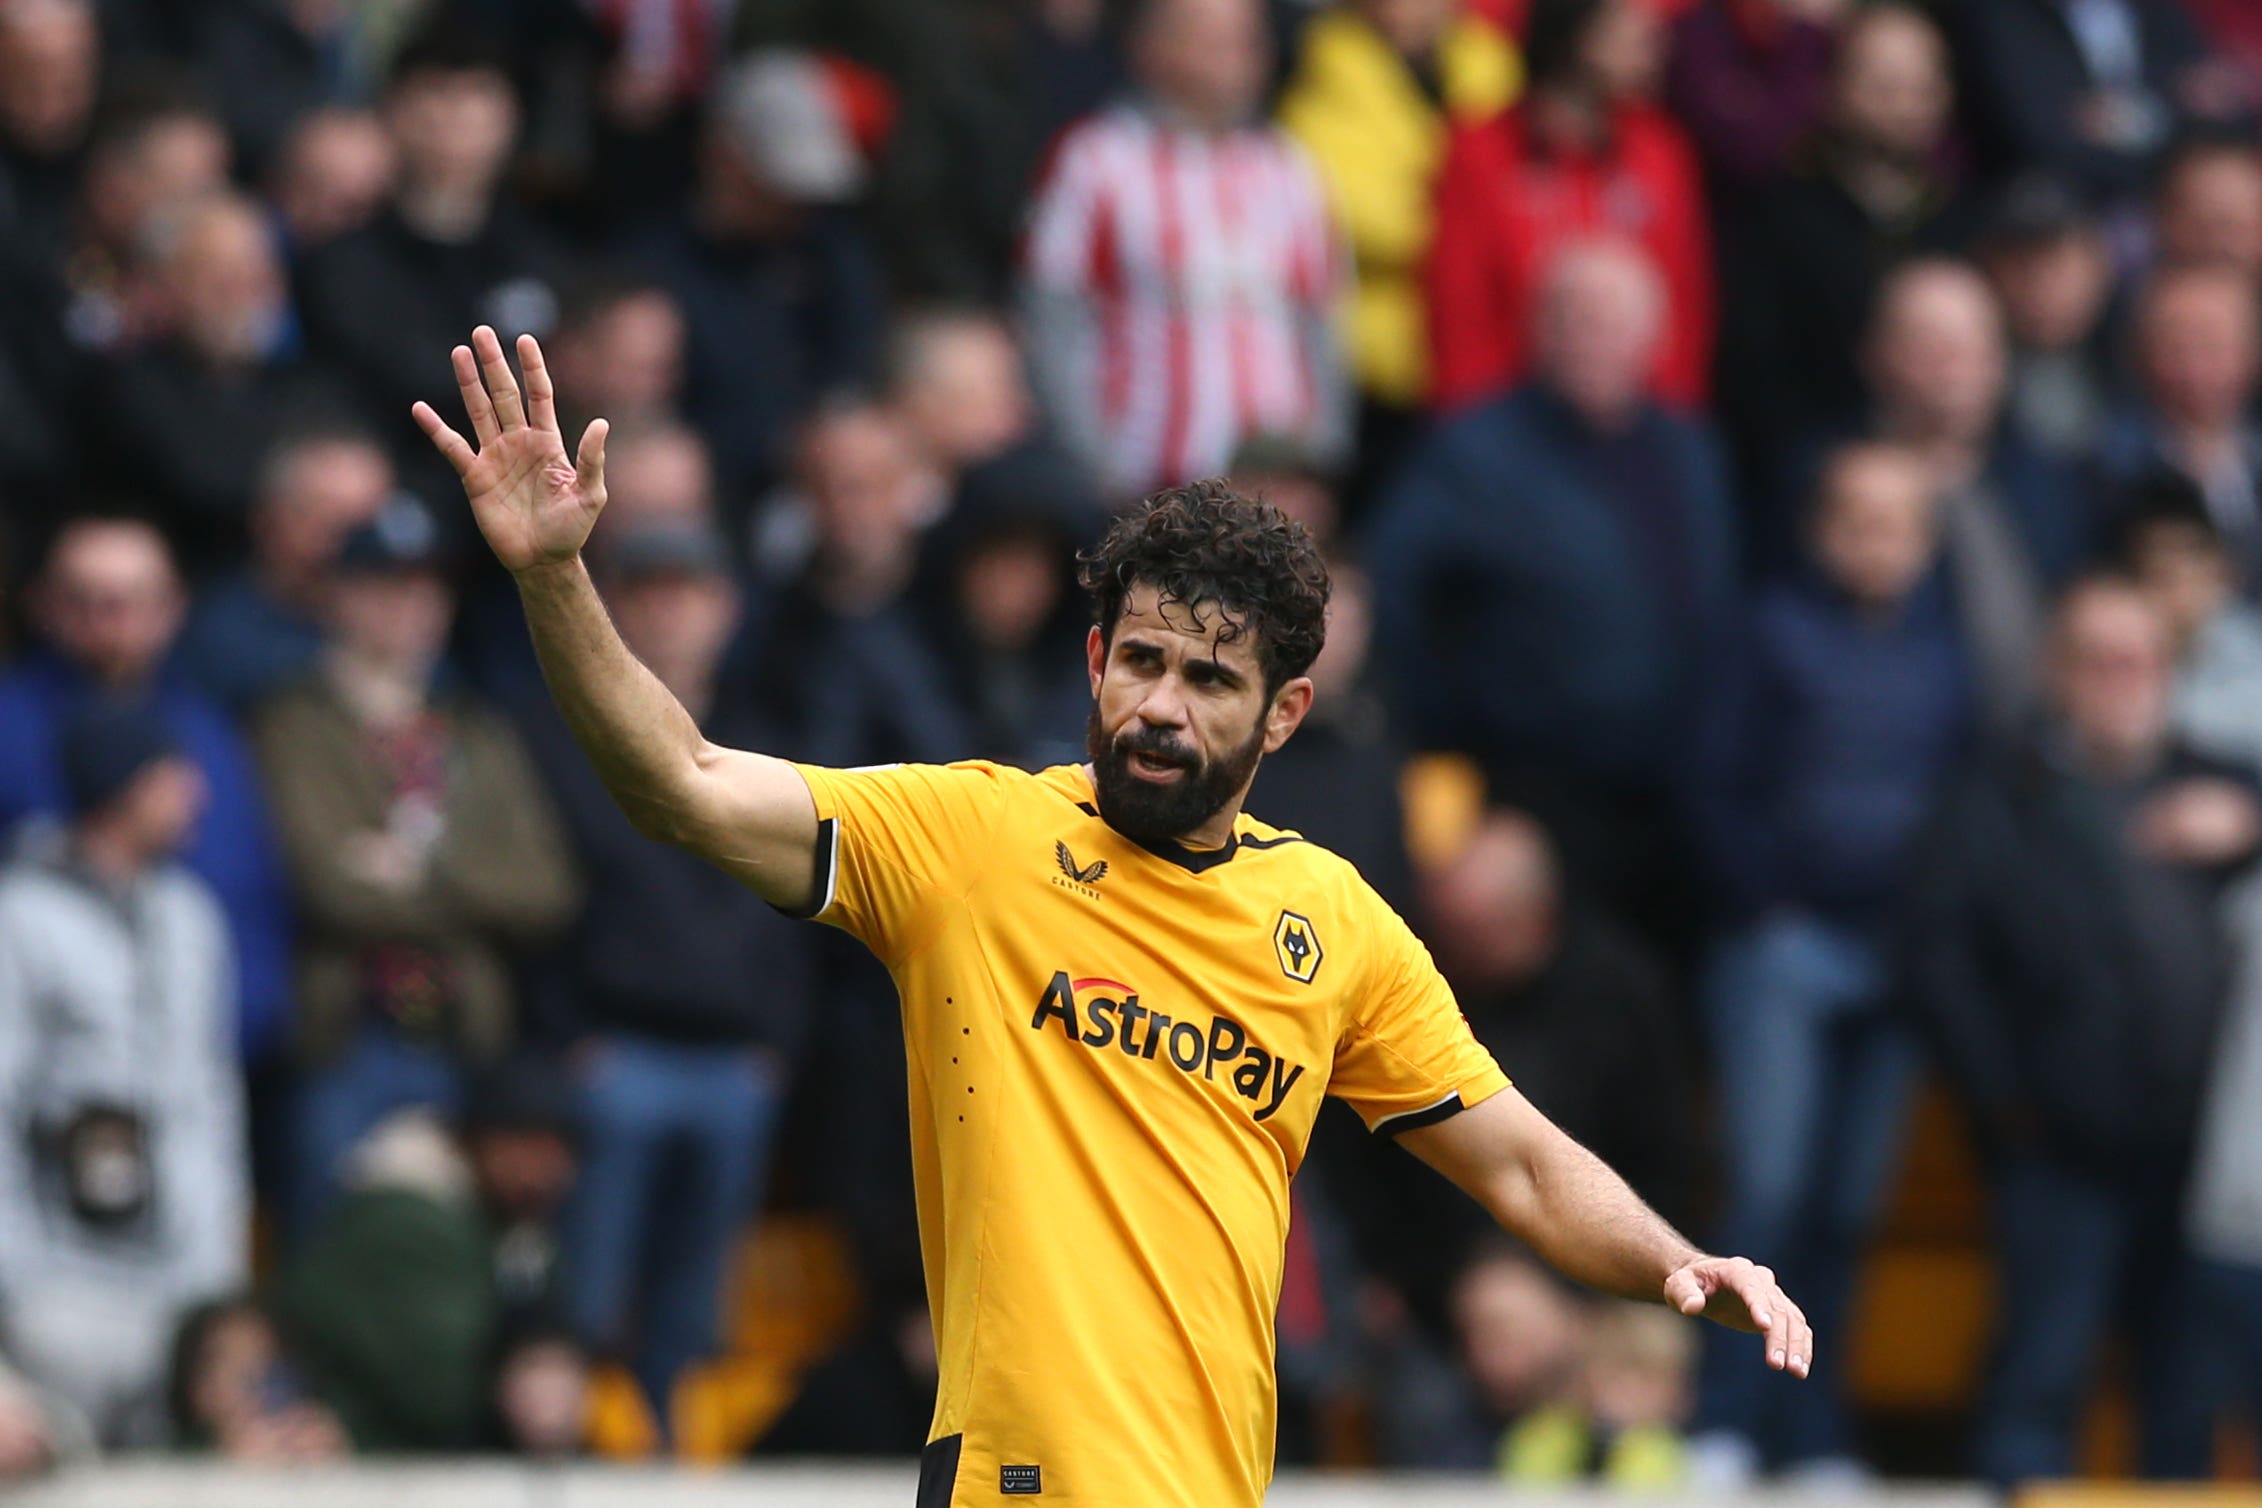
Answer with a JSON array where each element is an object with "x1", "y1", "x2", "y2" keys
[{"x1": 1424, "y1": 104, "x2": 1715, "y2": 410}]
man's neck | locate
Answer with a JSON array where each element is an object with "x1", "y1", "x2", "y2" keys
[
  {"x1": 327, "y1": 647, "x2": 429, "y2": 725},
  {"x1": 72, "y1": 821, "x2": 151, "y2": 891}
]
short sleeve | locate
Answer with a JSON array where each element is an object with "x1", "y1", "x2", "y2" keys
[
  {"x1": 790, "y1": 761, "x2": 1013, "y2": 967},
  {"x1": 1329, "y1": 898, "x2": 1510, "y2": 1135}
]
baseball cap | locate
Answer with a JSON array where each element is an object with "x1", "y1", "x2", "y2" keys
[
  {"x1": 335, "y1": 493, "x2": 450, "y2": 574},
  {"x1": 596, "y1": 519, "x2": 735, "y2": 582},
  {"x1": 59, "y1": 696, "x2": 182, "y2": 817},
  {"x1": 714, "y1": 51, "x2": 868, "y2": 205}
]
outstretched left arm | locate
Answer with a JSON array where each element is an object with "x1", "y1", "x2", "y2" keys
[{"x1": 1398, "y1": 1086, "x2": 1813, "y2": 1377}]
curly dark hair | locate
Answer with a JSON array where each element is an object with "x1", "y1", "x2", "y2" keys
[{"x1": 1077, "y1": 480, "x2": 1331, "y2": 693}]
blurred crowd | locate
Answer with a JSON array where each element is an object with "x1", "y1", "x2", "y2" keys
[{"x1": 5, "y1": 0, "x2": 2262, "y2": 1491}]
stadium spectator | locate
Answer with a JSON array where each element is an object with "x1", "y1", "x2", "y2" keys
[
  {"x1": 188, "y1": 0, "x2": 401, "y2": 177},
  {"x1": 589, "y1": 420, "x2": 720, "y2": 548},
  {"x1": 1979, "y1": 176, "x2": 2117, "y2": 466},
  {"x1": 884, "y1": 306, "x2": 1043, "y2": 494},
  {"x1": 265, "y1": 108, "x2": 397, "y2": 259},
  {"x1": 625, "y1": 51, "x2": 887, "y2": 496},
  {"x1": 913, "y1": 459, "x2": 1097, "y2": 770},
  {"x1": 1425, "y1": 0, "x2": 1712, "y2": 411},
  {"x1": 1903, "y1": 576, "x2": 2254, "y2": 1484},
  {"x1": 1423, "y1": 811, "x2": 1700, "y2": 1231},
  {"x1": 750, "y1": 402, "x2": 969, "y2": 767},
  {"x1": 1226, "y1": 432, "x2": 1343, "y2": 550},
  {"x1": 0, "y1": 0, "x2": 101, "y2": 260},
  {"x1": 0, "y1": 697, "x2": 248, "y2": 1447},
  {"x1": 298, "y1": 16, "x2": 571, "y2": 441},
  {"x1": 97, "y1": 192, "x2": 355, "y2": 571},
  {"x1": 1275, "y1": 0, "x2": 1518, "y2": 461},
  {"x1": 253, "y1": 497, "x2": 578, "y2": 1228},
  {"x1": 1955, "y1": 0, "x2": 2227, "y2": 204},
  {"x1": 490, "y1": 1321, "x2": 592, "y2": 1459},
  {"x1": 513, "y1": 519, "x2": 816, "y2": 1418},
  {"x1": 1665, "y1": 0, "x2": 1847, "y2": 196},
  {"x1": 52, "y1": 81, "x2": 235, "y2": 363},
  {"x1": 178, "y1": 422, "x2": 395, "y2": 717},
  {"x1": 1686, "y1": 443, "x2": 1970, "y2": 1486},
  {"x1": 1500, "y1": 1300, "x2": 1694, "y2": 1485},
  {"x1": 276, "y1": 1098, "x2": 565, "y2": 1453},
  {"x1": 1714, "y1": 2, "x2": 1975, "y2": 488},
  {"x1": 1369, "y1": 239, "x2": 1736, "y2": 927},
  {"x1": 2120, "y1": 477, "x2": 2262, "y2": 769},
  {"x1": 2150, "y1": 135, "x2": 2262, "y2": 279},
  {"x1": 1848, "y1": 258, "x2": 2096, "y2": 738},
  {"x1": 547, "y1": 278, "x2": 687, "y2": 445},
  {"x1": 166, "y1": 1296, "x2": 347, "y2": 1462},
  {"x1": 1021, "y1": 0, "x2": 1350, "y2": 499},
  {"x1": 1377, "y1": 1245, "x2": 1585, "y2": 1467},
  {"x1": 2102, "y1": 266, "x2": 2262, "y2": 592},
  {"x1": 0, "y1": 516, "x2": 292, "y2": 1061}
]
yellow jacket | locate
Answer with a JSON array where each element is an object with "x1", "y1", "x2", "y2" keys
[{"x1": 1278, "y1": 5, "x2": 1518, "y2": 407}]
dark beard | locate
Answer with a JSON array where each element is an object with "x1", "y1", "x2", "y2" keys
[{"x1": 1086, "y1": 701, "x2": 1266, "y2": 846}]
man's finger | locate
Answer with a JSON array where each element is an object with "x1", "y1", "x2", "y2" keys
[
  {"x1": 452, "y1": 344, "x2": 499, "y2": 445},
  {"x1": 411, "y1": 402, "x2": 477, "y2": 478},
  {"x1": 473, "y1": 324, "x2": 526, "y2": 432},
  {"x1": 1784, "y1": 1302, "x2": 1815, "y2": 1379},
  {"x1": 519, "y1": 333, "x2": 560, "y2": 433},
  {"x1": 576, "y1": 417, "x2": 609, "y2": 507}
]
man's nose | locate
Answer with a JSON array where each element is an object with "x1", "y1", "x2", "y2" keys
[{"x1": 1135, "y1": 676, "x2": 1190, "y2": 729}]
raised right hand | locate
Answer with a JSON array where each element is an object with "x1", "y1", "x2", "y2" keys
[{"x1": 412, "y1": 325, "x2": 608, "y2": 577}]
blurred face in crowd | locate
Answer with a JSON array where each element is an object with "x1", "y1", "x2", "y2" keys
[
  {"x1": 184, "y1": 1304, "x2": 283, "y2": 1440},
  {"x1": 1084, "y1": 581, "x2": 1303, "y2": 844},
  {"x1": 2049, "y1": 581, "x2": 2174, "y2": 772},
  {"x1": 1233, "y1": 466, "x2": 1338, "y2": 553},
  {"x1": 1830, "y1": 5, "x2": 1952, "y2": 163},
  {"x1": 105, "y1": 753, "x2": 208, "y2": 861},
  {"x1": 327, "y1": 566, "x2": 455, "y2": 675},
  {"x1": 35, "y1": 520, "x2": 186, "y2": 687},
  {"x1": 1421, "y1": 810, "x2": 1562, "y2": 992},
  {"x1": 2128, "y1": 516, "x2": 2236, "y2": 649},
  {"x1": 957, "y1": 529, "x2": 1064, "y2": 654},
  {"x1": 607, "y1": 568, "x2": 740, "y2": 692},
  {"x1": 2156, "y1": 147, "x2": 2262, "y2": 279},
  {"x1": 2135, "y1": 269, "x2": 2260, "y2": 431},
  {"x1": 386, "y1": 63, "x2": 518, "y2": 205},
  {"x1": 82, "y1": 113, "x2": 232, "y2": 259},
  {"x1": 1352, "y1": 0, "x2": 1455, "y2": 59},
  {"x1": 1984, "y1": 229, "x2": 2113, "y2": 355},
  {"x1": 270, "y1": 108, "x2": 396, "y2": 248},
  {"x1": 553, "y1": 289, "x2": 685, "y2": 425},
  {"x1": 1811, "y1": 445, "x2": 1940, "y2": 610},
  {"x1": 255, "y1": 438, "x2": 393, "y2": 592},
  {"x1": 468, "y1": 1126, "x2": 576, "y2": 1226},
  {"x1": 892, "y1": 315, "x2": 1034, "y2": 472},
  {"x1": 1580, "y1": 1306, "x2": 1693, "y2": 1433},
  {"x1": 162, "y1": 196, "x2": 287, "y2": 366},
  {"x1": 1575, "y1": 0, "x2": 1663, "y2": 104},
  {"x1": 1132, "y1": 0, "x2": 1270, "y2": 131},
  {"x1": 1531, "y1": 240, "x2": 1665, "y2": 429},
  {"x1": 596, "y1": 424, "x2": 714, "y2": 545},
  {"x1": 1864, "y1": 262, "x2": 2006, "y2": 445},
  {"x1": 803, "y1": 407, "x2": 928, "y2": 579},
  {"x1": 0, "y1": 0, "x2": 97, "y2": 158},
  {"x1": 1452, "y1": 1254, "x2": 1583, "y2": 1421},
  {"x1": 496, "y1": 1340, "x2": 589, "y2": 1459}
]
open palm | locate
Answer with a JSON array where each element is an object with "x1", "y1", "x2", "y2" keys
[{"x1": 411, "y1": 325, "x2": 608, "y2": 575}]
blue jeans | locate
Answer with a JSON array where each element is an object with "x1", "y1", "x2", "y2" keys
[
  {"x1": 563, "y1": 1036, "x2": 785, "y2": 1421},
  {"x1": 291, "y1": 1025, "x2": 463, "y2": 1236},
  {"x1": 1693, "y1": 914, "x2": 1920, "y2": 1466},
  {"x1": 1977, "y1": 1153, "x2": 2220, "y2": 1485}
]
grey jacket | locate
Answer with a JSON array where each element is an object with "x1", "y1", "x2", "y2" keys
[{"x1": 0, "y1": 831, "x2": 247, "y2": 1311}]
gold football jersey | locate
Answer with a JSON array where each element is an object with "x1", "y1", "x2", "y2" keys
[{"x1": 792, "y1": 760, "x2": 1510, "y2": 1507}]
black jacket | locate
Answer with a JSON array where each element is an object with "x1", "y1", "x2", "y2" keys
[{"x1": 1900, "y1": 736, "x2": 2257, "y2": 1174}]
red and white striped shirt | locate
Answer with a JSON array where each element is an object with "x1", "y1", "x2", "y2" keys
[{"x1": 1021, "y1": 100, "x2": 1350, "y2": 499}]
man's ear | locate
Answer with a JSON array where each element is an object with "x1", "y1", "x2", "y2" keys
[
  {"x1": 1087, "y1": 624, "x2": 1107, "y2": 696},
  {"x1": 1262, "y1": 677, "x2": 1315, "y2": 754}
]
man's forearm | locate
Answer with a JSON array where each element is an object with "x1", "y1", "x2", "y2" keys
[
  {"x1": 514, "y1": 556, "x2": 710, "y2": 839},
  {"x1": 1496, "y1": 1132, "x2": 1702, "y2": 1304}
]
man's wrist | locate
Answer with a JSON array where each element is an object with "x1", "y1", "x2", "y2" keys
[{"x1": 512, "y1": 555, "x2": 588, "y2": 597}]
